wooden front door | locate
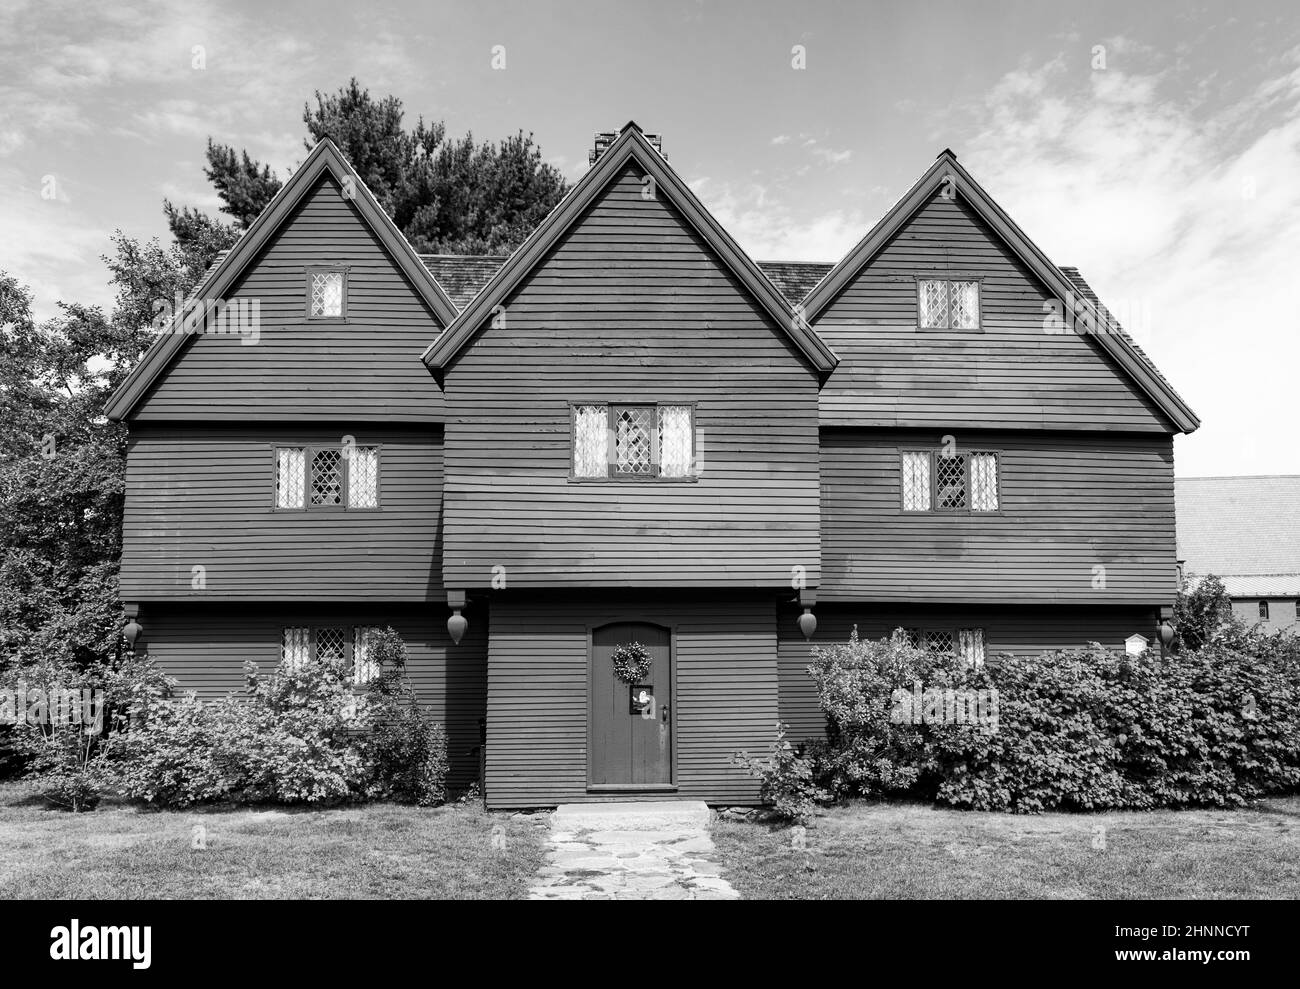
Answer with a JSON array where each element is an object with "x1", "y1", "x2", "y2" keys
[{"x1": 589, "y1": 622, "x2": 672, "y2": 787}]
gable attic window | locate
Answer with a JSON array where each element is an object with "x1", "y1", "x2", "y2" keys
[
  {"x1": 901, "y1": 450, "x2": 999, "y2": 513},
  {"x1": 307, "y1": 268, "x2": 346, "y2": 319},
  {"x1": 275, "y1": 444, "x2": 380, "y2": 510},
  {"x1": 918, "y1": 278, "x2": 980, "y2": 330},
  {"x1": 571, "y1": 403, "x2": 695, "y2": 480}
]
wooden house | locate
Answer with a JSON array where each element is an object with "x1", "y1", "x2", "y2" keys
[{"x1": 106, "y1": 122, "x2": 1199, "y2": 806}]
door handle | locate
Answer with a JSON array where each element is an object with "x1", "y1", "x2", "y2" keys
[{"x1": 661, "y1": 702, "x2": 670, "y2": 723}]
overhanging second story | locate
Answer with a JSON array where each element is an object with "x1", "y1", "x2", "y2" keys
[{"x1": 107, "y1": 123, "x2": 1199, "y2": 606}]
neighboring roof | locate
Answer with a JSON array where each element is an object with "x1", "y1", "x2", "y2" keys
[
  {"x1": 757, "y1": 261, "x2": 835, "y2": 306},
  {"x1": 420, "y1": 254, "x2": 509, "y2": 310},
  {"x1": 798, "y1": 149, "x2": 1200, "y2": 434},
  {"x1": 421, "y1": 121, "x2": 840, "y2": 378},
  {"x1": 417, "y1": 255, "x2": 837, "y2": 310},
  {"x1": 105, "y1": 139, "x2": 459, "y2": 422},
  {"x1": 1176, "y1": 476, "x2": 1300, "y2": 597}
]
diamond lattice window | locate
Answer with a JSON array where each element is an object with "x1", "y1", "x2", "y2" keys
[
  {"x1": 311, "y1": 449, "x2": 343, "y2": 506},
  {"x1": 352, "y1": 626, "x2": 379, "y2": 684},
  {"x1": 282, "y1": 627, "x2": 309, "y2": 670},
  {"x1": 348, "y1": 447, "x2": 379, "y2": 508},
  {"x1": 310, "y1": 271, "x2": 344, "y2": 318},
  {"x1": 951, "y1": 281, "x2": 980, "y2": 329},
  {"x1": 316, "y1": 627, "x2": 346, "y2": 667},
  {"x1": 919, "y1": 279, "x2": 948, "y2": 328},
  {"x1": 276, "y1": 448, "x2": 305, "y2": 509},
  {"x1": 958, "y1": 628, "x2": 986, "y2": 669},
  {"x1": 614, "y1": 406, "x2": 653, "y2": 475},
  {"x1": 935, "y1": 453, "x2": 967, "y2": 510},
  {"x1": 902, "y1": 452, "x2": 932, "y2": 511},
  {"x1": 573, "y1": 405, "x2": 609, "y2": 477},
  {"x1": 919, "y1": 278, "x2": 979, "y2": 329},
  {"x1": 971, "y1": 453, "x2": 998, "y2": 512},
  {"x1": 926, "y1": 630, "x2": 955, "y2": 654},
  {"x1": 903, "y1": 628, "x2": 923, "y2": 650},
  {"x1": 657, "y1": 406, "x2": 693, "y2": 478}
]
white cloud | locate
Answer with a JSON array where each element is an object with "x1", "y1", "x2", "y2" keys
[
  {"x1": 770, "y1": 134, "x2": 791, "y2": 145},
  {"x1": 960, "y1": 45, "x2": 1300, "y2": 477}
]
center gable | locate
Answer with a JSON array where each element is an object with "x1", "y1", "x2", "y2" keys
[{"x1": 438, "y1": 155, "x2": 823, "y2": 590}]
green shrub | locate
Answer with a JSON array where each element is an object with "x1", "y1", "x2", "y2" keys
[
  {"x1": 734, "y1": 722, "x2": 828, "y2": 824},
  {"x1": 805, "y1": 627, "x2": 964, "y2": 798},
  {"x1": 113, "y1": 627, "x2": 450, "y2": 809},
  {"x1": 805, "y1": 629, "x2": 1300, "y2": 813}
]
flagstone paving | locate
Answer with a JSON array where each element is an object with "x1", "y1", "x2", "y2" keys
[{"x1": 528, "y1": 804, "x2": 740, "y2": 900}]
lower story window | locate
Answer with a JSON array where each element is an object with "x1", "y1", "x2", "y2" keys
[
  {"x1": 903, "y1": 626, "x2": 986, "y2": 668},
  {"x1": 281, "y1": 625, "x2": 380, "y2": 684}
]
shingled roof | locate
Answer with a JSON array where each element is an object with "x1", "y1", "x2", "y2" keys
[{"x1": 1176, "y1": 476, "x2": 1300, "y2": 597}]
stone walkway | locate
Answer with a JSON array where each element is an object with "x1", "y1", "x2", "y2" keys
[{"x1": 527, "y1": 801, "x2": 740, "y2": 900}]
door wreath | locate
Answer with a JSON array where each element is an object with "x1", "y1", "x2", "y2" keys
[{"x1": 610, "y1": 641, "x2": 653, "y2": 683}]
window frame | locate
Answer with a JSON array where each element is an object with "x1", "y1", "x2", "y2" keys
[
  {"x1": 280, "y1": 624, "x2": 379, "y2": 686},
  {"x1": 567, "y1": 400, "x2": 699, "y2": 483},
  {"x1": 271, "y1": 443, "x2": 383, "y2": 512},
  {"x1": 914, "y1": 274, "x2": 984, "y2": 332},
  {"x1": 1259, "y1": 600, "x2": 1270, "y2": 620},
  {"x1": 305, "y1": 266, "x2": 349, "y2": 322},
  {"x1": 898, "y1": 447, "x2": 1002, "y2": 515},
  {"x1": 904, "y1": 626, "x2": 987, "y2": 669}
]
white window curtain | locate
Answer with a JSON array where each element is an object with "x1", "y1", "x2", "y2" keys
[
  {"x1": 657, "y1": 406, "x2": 693, "y2": 477},
  {"x1": 919, "y1": 279, "x2": 947, "y2": 328},
  {"x1": 573, "y1": 404, "x2": 608, "y2": 477},
  {"x1": 281, "y1": 627, "x2": 310, "y2": 670},
  {"x1": 971, "y1": 453, "x2": 999, "y2": 511},
  {"x1": 950, "y1": 281, "x2": 980, "y2": 329},
  {"x1": 276, "y1": 448, "x2": 305, "y2": 509},
  {"x1": 958, "y1": 628, "x2": 986, "y2": 669},
  {"x1": 352, "y1": 626, "x2": 380, "y2": 684},
  {"x1": 902, "y1": 452, "x2": 932, "y2": 510},
  {"x1": 348, "y1": 447, "x2": 379, "y2": 508}
]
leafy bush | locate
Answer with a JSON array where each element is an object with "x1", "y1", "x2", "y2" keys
[
  {"x1": 112, "y1": 626, "x2": 449, "y2": 809},
  {"x1": 734, "y1": 722, "x2": 828, "y2": 824},
  {"x1": 805, "y1": 627, "x2": 965, "y2": 798},
  {"x1": 354, "y1": 628, "x2": 448, "y2": 806},
  {"x1": 805, "y1": 627, "x2": 1300, "y2": 813}
]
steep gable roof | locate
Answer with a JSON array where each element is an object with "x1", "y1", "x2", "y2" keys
[
  {"x1": 421, "y1": 122, "x2": 839, "y2": 378},
  {"x1": 1176, "y1": 475, "x2": 1300, "y2": 596},
  {"x1": 799, "y1": 150, "x2": 1200, "y2": 434},
  {"x1": 105, "y1": 139, "x2": 459, "y2": 422}
]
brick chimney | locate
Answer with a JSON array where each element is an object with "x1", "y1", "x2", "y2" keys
[{"x1": 589, "y1": 123, "x2": 665, "y2": 166}]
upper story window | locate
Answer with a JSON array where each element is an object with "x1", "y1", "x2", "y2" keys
[
  {"x1": 572, "y1": 403, "x2": 695, "y2": 479},
  {"x1": 918, "y1": 278, "x2": 980, "y2": 330},
  {"x1": 1259, "y1": 601, "x2": 1270, "y2": 620},
  {"x1": 276, "y1": 444, "x2": 379, "y2": 510},
  {"x1": 307, "y1": 268, "x2": 346, "y2": 319},
  {"x1": 901, "y1": 449, "x2": 999, "y2": 512}
]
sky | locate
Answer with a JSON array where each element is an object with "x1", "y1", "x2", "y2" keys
[{"x1": 2, "y1": 0, "x2": 1298, "y2": 477}]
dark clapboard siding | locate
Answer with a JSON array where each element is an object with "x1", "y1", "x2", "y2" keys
[
  {"x1": 814, "y1": 188, "x2": 1174, "y2": 432},
  {"x1": 440, "y1": 163, "x2": 822, "y2": 590},
  {"x1": 777, "y1": 603, "x2": 1159, "y2": 741},
  {"x1": 120, "y1": 425, "x2": 444, "y2": 601},
  {"x1": 485, "y1": 592, "x2": 776, "y2": 808},
  {"x1": 132, "y1": 174, "x2": 445, "y2": 423},
  {"x1": 821, "y1": 428, "x2": 1176, "y2": 603},
  {"x1": 137, "y1": 602, "x2": 486, "y2": 788}
]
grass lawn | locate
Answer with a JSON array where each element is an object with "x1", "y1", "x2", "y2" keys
[
  {"x1": 714, "y1": 796, "x2": 1300, "y2": 899},
  {"x1": 0, "y1": 782, "x2": 547, "y2": 899}
]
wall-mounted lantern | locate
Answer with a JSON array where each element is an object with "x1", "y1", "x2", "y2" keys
[
  {"x1": 798, "y1": 607, "x2": 817, "y2": 640},
  {"x1": 448, "y1": 608, "x2": 467, "y2": 645}
]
